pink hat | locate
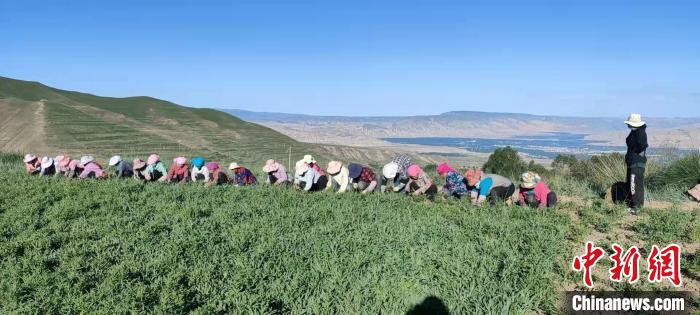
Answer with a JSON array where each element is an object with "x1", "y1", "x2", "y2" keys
[
  {"x1": 407, "y1": 164, "x2": 422, "y2": 178},
  {"x1": 207, "y1": 162, "x2": 220, "y2": 171},
  {"x1": 262, "y1": 159, "x2": 280, "y2": 173},
  {"x1": 24, "y1": 154, "x2": 37, "y2": 163},
  {"x1": 436, "y1": 162, "x2": 455, "y2": 175},
  {"x1": 327, "y1": 161, "x2": 342, "y2": 175},
  {"x1": 58, "y1": 155, "x2": 71, "y2": 168},
  {"x1": 147, "y1": 154, "x2": 160, "y2": 165},
  {"x1": 174, "y1": 156, "x2": 187, "y2": 166},
  {"x1": 68, "y1": 159, "x2": 81, "y2": 170}
]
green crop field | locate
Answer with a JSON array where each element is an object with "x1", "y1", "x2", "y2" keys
[{"x1": 1, "y1": 153, "x2": 698, "y2": 314}]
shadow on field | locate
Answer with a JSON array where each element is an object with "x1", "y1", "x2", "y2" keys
[{"x1": 406, "y1": 296, "x2": 449, "y2": 315}]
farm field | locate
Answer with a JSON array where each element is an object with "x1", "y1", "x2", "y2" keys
[{"x1": 1, "y1": 154, "x2": 698, "y2": 313}]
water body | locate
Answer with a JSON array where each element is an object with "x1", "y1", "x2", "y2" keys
[{"x1": 383, "y1": 133, "x2": 684, "y2": 159}]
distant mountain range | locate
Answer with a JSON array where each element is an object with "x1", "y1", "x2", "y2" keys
[{"x1": 224, "y1": 109, "x2": 700, "y2": 151}]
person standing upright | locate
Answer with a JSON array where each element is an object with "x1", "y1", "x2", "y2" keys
[{"x1": 624, "y1": 113, "x2": 648, "y2": 214}]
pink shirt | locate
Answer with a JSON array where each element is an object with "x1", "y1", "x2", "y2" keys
[
  {"x1": 310, "y1": 163, "x2": 325, "y2": 177},
  {"x1": 79, "y1": 162, "x2": 106, "y2": 179},
  {"x1": 519, "y1": 181, "x2": 551, "y2": 206}
]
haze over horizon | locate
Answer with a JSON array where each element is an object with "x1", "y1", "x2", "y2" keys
[{"x1": 2, "y1": 1, "x2": 699, "y2": 118}]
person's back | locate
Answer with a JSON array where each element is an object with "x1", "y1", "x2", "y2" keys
[{"x1": 625, "y1": 125, "x2": 648, "y2": 166}]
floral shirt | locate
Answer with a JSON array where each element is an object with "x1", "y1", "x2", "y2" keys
[
  {"x1": 443, "y1": 171, "x2": 467, "y2": 196},
  {"x1": 232, "y1": 168, "x2": 257, "y2": 186}
]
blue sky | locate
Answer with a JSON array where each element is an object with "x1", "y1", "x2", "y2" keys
[{"x1": 1, "y1": 0, "x2": 698, "y2": 117}]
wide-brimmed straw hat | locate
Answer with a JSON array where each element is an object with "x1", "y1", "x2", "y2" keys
[
  {"x1": 327, "y1": 161, "x2": 343, "y2": 175},
  {"x1": 147, "y1": 154, "x2": 160, "y2": 165},
  {"x1": 109, "y1": 155, "x2": 122, "y2": 166},
  {"x1": 24, "y1": 154, "x2": 37, "y2": 163},
  {"x1": 58, "y1": 155, "x2": 71, "y2": 168},
  {"x1": 624, "y1": 113, "x2": 646, "y2": 127},
  {"x1": 133, "y1": 158, "x2": 146, "y2": 170},
  {"x1": 302, "y1": 154, "x2": 316, "y2": 164},
  {"x1": 228, "y1": 162, "x2": 241, "y2": 170},
  {"x1": 80, "y1": 155, "x2": 95, "y2": 166},
  {"x1": 382, "y1": 162, "x2": 399, "y2": 179},
  {"x1": 295, "y1": 159, "x2": 309, "y2": 175},
  {"x1": 40, "y1": 156, "x2": 54, "y2": 168},
  {"x1": 520, "y1": 171, "x2": 541, "y2": 189},
  {"x1": 263, "y1": 159, "x2": 280, "y2": 173}
]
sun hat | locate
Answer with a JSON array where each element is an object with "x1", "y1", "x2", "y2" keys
[
  {"x1": 40, "y1": 156, "x2": 54, "y2": 168},
  {"x1": 207, "y1": 162, "x2": 220, "y2": 171},
  {"x1": 58, "y1": 155, "x2": 71, "y2": 168},
  {"x1": 133, "y1": 158, "x2": 146, "y2": 170},
  {"x1": 436, "y1": 162, "x2": 455, "y2": 175},
  {"x1": 228, "y1": 162, "x2": 241, "y2": 170},
  {"x1": 295, "y1": 159, "x2": 309, "y2": 175},
  {"x1": 407, "y1": 165, "x2": 422, "y2": 178},
  {"x1": 80, "y1": 155, "x2": 94, "y2": 166},
  {"x1": 174, "y1": 156, "x2": 187, "y2": 166},
  {"x1": 624, "y1": 113, "x2": 646, "y2": 127},
  {"x1": 327, "y1": 161, "x2": 343, "y2": 175},
  {"x1": 382, "y1": 162, "x2": 399, "y2": 179},
  {"x1": 23, "y1": 154, "x2": 37, "y2": 163},
  {"x1": 192, "y1": 157, "x2": 205, "y2": 169},
  {"x1": 302, "y1": 154, "x2": 316, "y2": 164},
  {"x1": 109, "y1": 155, "x2": 122, "y2": 166},
  {"x1": 348, "y1": 163, "x2": 363, "y2": 179},
  {"x1": 147, "y1": 154, "x2": 160, "y2": 165},
  {"x1": 263, "y1": 159, "x2": 280, "y2": 173},
  {"x1": 520, "y1": 171, "x2": 541, "y2": 189},
  {"x1": 68, "y1": 159, "x2": 81, "y2": 170}
]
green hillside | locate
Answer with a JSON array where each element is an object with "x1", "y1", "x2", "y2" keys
[{"x1": 0, "y1": 76, "x2": 400, "y2": 166}]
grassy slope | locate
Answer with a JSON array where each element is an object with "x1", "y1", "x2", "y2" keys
[
  {"x1": 0, "y1": 76, "x2": 400, "y2": 167},
  {"x1": 0, "y1": 163, "x2": 572, "y2": 314}
]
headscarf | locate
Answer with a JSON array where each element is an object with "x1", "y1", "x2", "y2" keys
[
  {"x1": 192, "y1": 157, "x2": 205, "y2": 169},
  {"x1": 436, "y1": 162, "x2": 456, "y2": 175},
  {"x1": 407, "y1": 165, "x2": 422, "y2": 178},
  {"x1": 464, "y1": 168, "x2": 484, "y2": 186},
  {"x1": 174, "y1": 156, "x2": 187, "y2": 166},
  {"x1": 147, "y1": 154, "x2": 160, "y2": 165},
  {"x1": 207, "y1": 162, "x2": 220, "y2": 171}
]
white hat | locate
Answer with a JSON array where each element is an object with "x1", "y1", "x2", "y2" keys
[
  {"x1": 80, "y1": 155, "x2": 94, "y2": 166},
  {"x1": 228, "y1": 162, "x2": 241, "y2": 170},
  {"x1": 295, "y1": 159, "x2": 309, "y2": 175},
  {"x1": 109, "y1": 155, "x2": 122, "y2": 166},
  {"x1": 40, "y1": 156, "x2": 54, "y2": 168},
  {"x1": 302, "y1": 154, "x2": 316, "y2": 164},
  {"x1": 624, "y1": 113, "x2": 646, "y2": 127},
  {"x1": 24, "y1": 154, "x2": 37, "y2": 163},
  {"x1": 382, "y1": 162, "x2": 399, "y2": 179}
]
